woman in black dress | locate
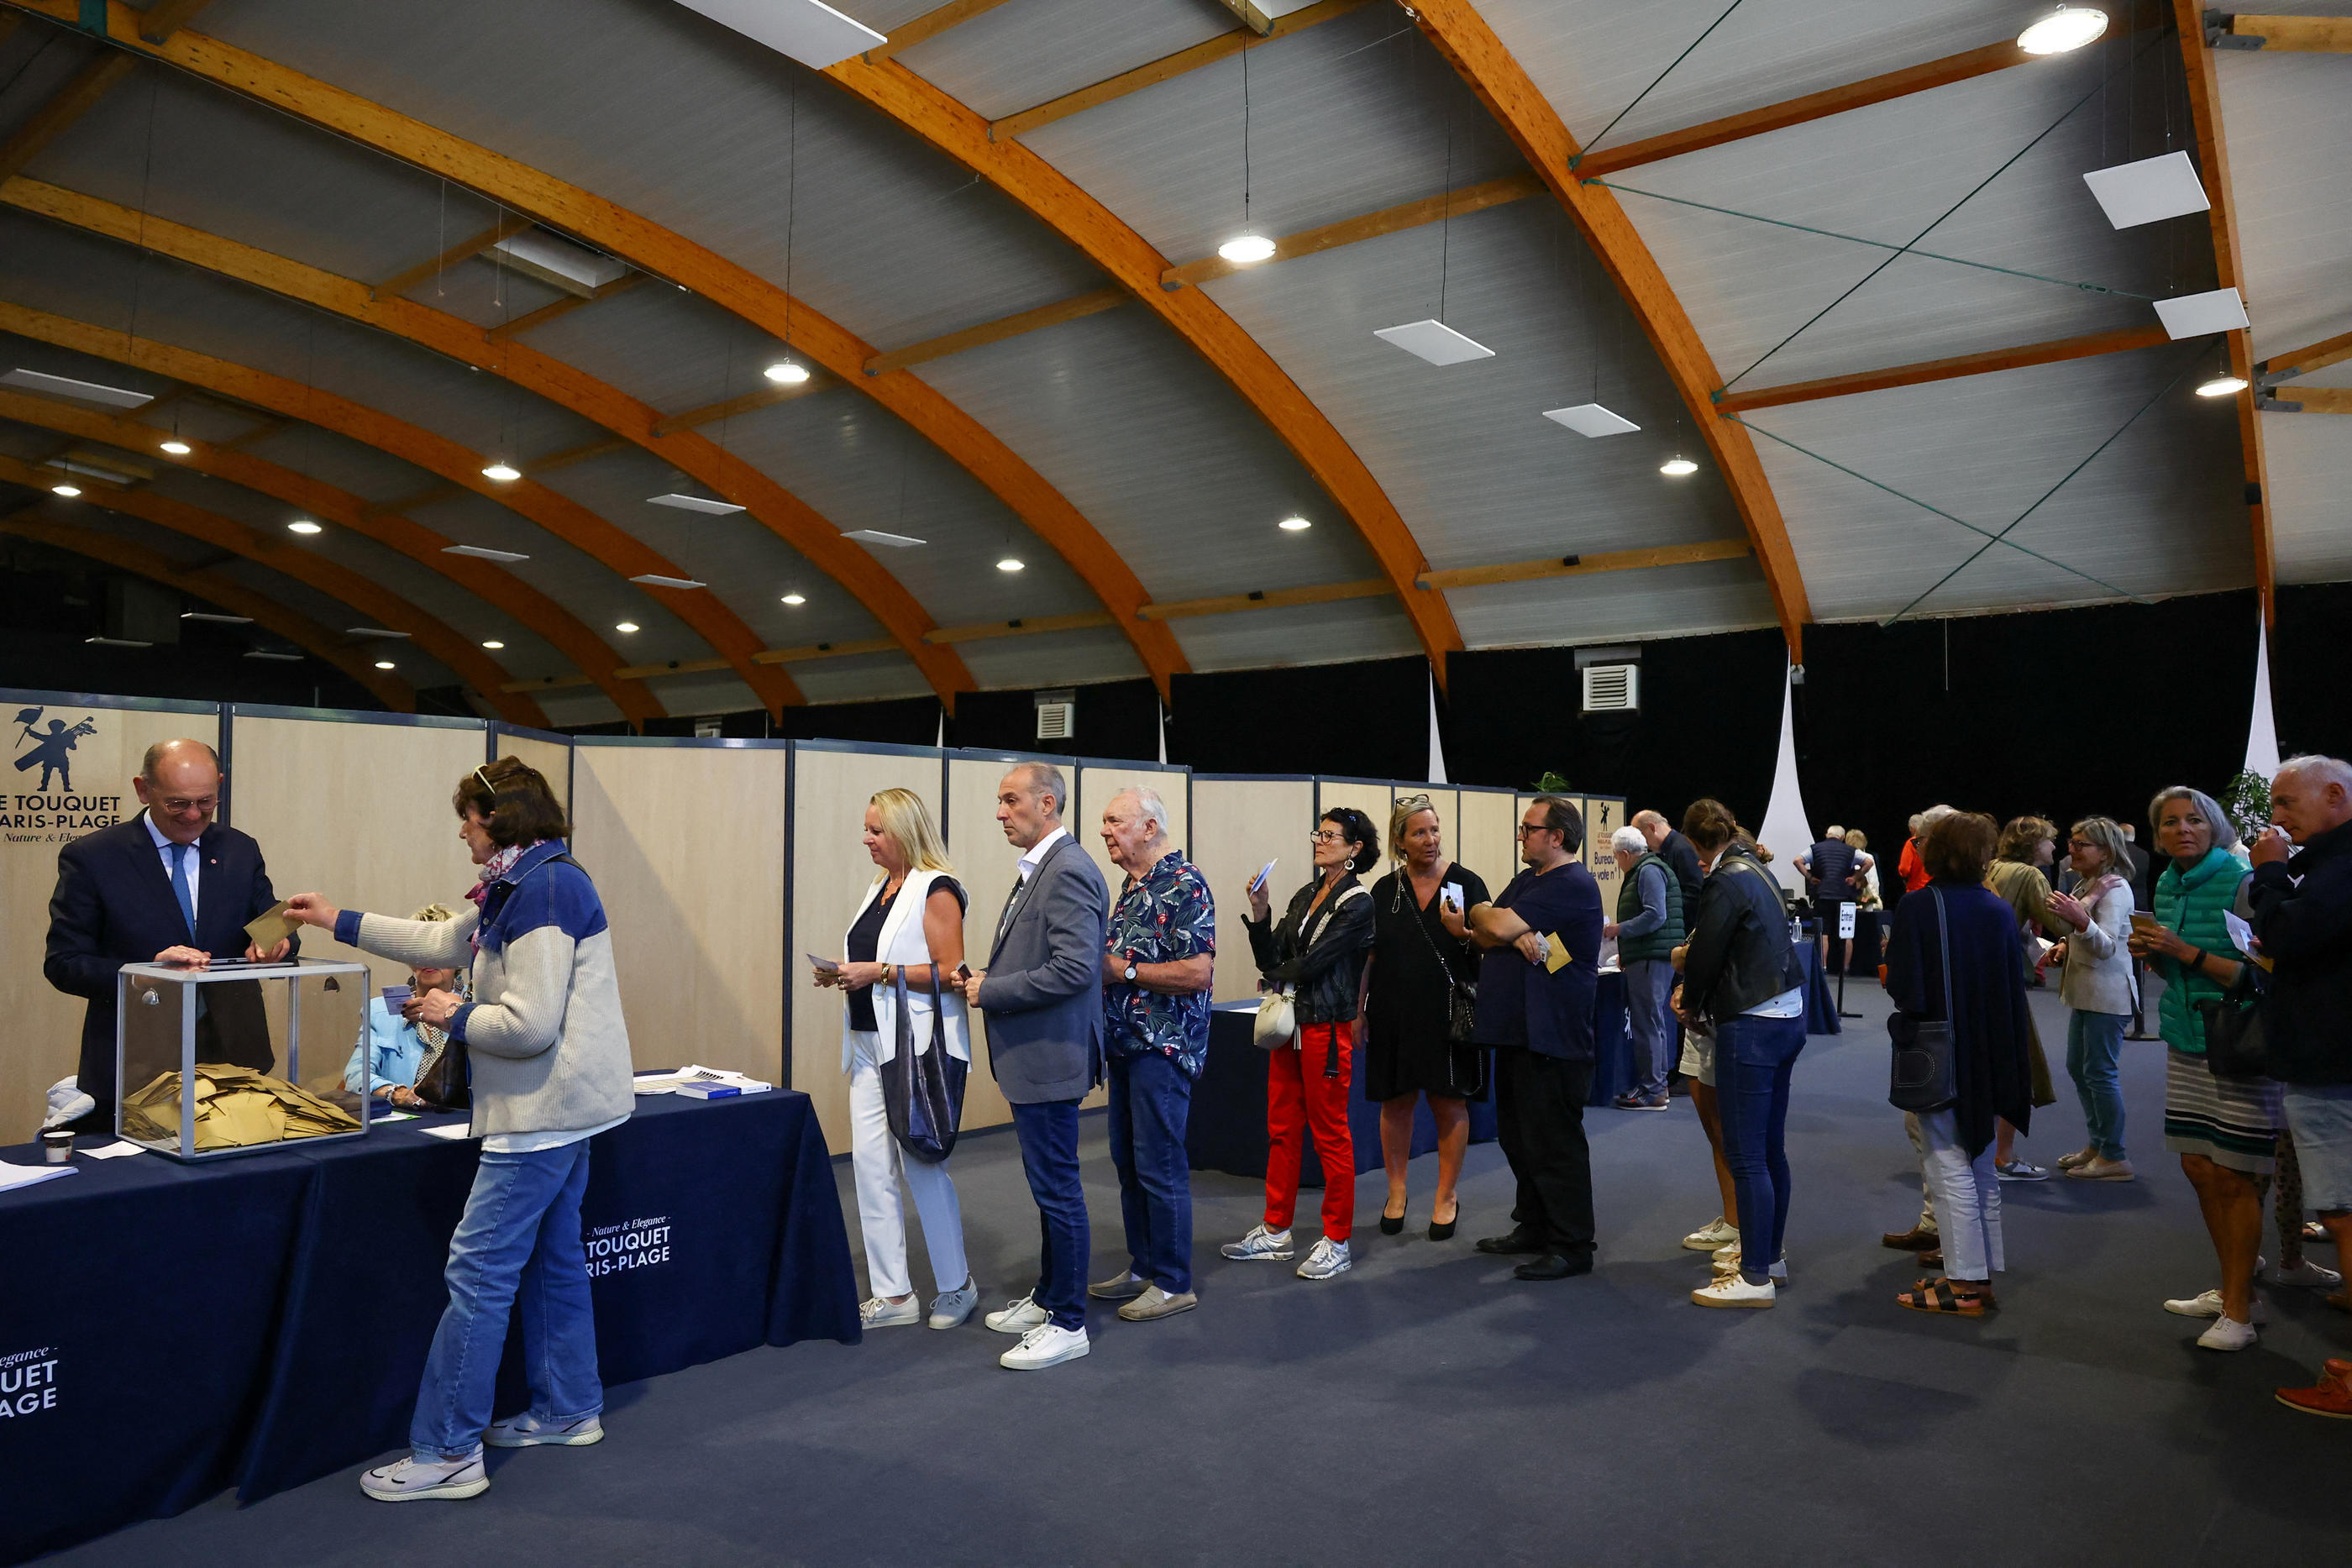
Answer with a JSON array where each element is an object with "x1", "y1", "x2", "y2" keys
[{"x1": 1365, "y1": 794, "x2": 1489, "y2": 1240}]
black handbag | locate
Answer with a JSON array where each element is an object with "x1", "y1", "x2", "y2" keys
[
  {"x1": 2196, "y1": 963, "x2": 2270, "y2": 1080},
  {"x1": 1889, "y1": 886, "x2": 1960, "y2": 1114},
  {"x1": 884, "y1": 966, "x2": 967, "y2": 1164},
  {"x1": 1404, "y1": 876, "x2": 1483, "y2": 1098}
]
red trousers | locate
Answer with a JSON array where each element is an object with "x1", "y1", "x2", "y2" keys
[{"x1": 1264, "y1": 1021, "x2": 1355, "y2": 1241}]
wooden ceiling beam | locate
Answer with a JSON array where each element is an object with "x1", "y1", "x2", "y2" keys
[
  {"x1": 369, "y1": 212, "x2": 533, "y2": 302},
  {"x1": 829, "y1": 52, "x2": 1467, "y2": 685},
  {"x1": 924, "y1": 609, "x2": 1116, "y2": 645},
  {"x1": 1714, "y1": 324, "x2": 2173, "y2": 414},
  {"x1": 1406, "y1": 0, "x2": 1811, "y2": 661},
  {"x1": 861, "y1": 0, "x2": 1016, "y2": 66},
  {"x1": 0, "y1": 382, "x2": 624, "y2": 722},
  {"x1": 0, "y1": 511, "x2": 415, "y2": 710},
  {"x1": 2218, "y1": 13, "x2": 2352, "y2": 51},
  {"x1": 2260, "y1": 323, "x2": 2352, "y2": 380},
  {"x1": 501, "y1": 635, "x2": 904, "y2": 694},
  {"x1": 1137, "y1": 577, "x2": 1387, "y2": 621},
  {"x1": 486, "y1": 272, "x2": 643, "y2": 343},
  {"x1": 864, "y1": 287, "x2": 1127, "y2": 376},
  {"x1": 2174, "y1": 0, "x2": 2277, "y2": 626},
  {"x1": 648, "y1": 374, "x2": 831, "y2": 438},
  {"x1": 1417, "y1": 539, "x2": 1749, "y2": 590},
  {"x1": 989, "y1": 0, "x2": 1373, "y2": 142},
  {"x1": 1215, "y1": 1, "x2": 1277, "y2": 36},
  {"x1": 1166, "y1": 174, "x2": 1545, "y2": 290},
  {"x1": 0, "y1": 452, "x2": 519, "y2": 717},
  {"x1": 0, "y1": 49, "x2": 136, "y2": 182},
  {"x1": 24, "y1": 2, "x2": 1178, "y2": 704},
  {"x1": 2264, "y1": 385, "x2": 2352, "y2": 413}
]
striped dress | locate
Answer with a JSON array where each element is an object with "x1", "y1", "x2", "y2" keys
[{"x1": 2154, "y1": 847, "x2": 2280, "y2": 1173}]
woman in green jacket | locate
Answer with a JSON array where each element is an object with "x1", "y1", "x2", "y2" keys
[{"x1": 2126, "y1": 785, "x2": 2277, "y2": 1351}]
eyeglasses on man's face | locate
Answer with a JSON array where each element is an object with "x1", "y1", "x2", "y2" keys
[{"x1": 1515, "y1": 823, "x2": 1558, "y2": 839}]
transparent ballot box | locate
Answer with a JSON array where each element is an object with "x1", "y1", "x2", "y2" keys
[{"x1": 116, "y1": 957, "x2": 375, "y2": 1161}]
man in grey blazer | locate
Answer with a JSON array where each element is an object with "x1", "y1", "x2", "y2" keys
[{"x1": 957, "y1": 762, "x2": 1109, "y2": 1371}]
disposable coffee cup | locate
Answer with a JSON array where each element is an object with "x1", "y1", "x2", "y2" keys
[{"x1": 40, "y1": 1130, "x2": 73, "y2": 1165}]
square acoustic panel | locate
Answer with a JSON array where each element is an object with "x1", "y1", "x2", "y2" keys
[
  {"x1": 672, "y1": 0, "x2": 881, "y2": 69},
  {"x1": 2154, "y1": 287, "x2": 2249, "y2": 340},
  {"x1": 2082, "y1": 152, "x2": 2209, "y2": 230},
  {"x1": 1541, "y1": 403, "x2": 1641, "y2": 437},
  {"x1": 1373, "y1": 319, "x2": 1496, "y2": 366}
]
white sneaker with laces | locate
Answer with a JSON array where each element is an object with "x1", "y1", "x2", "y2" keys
[
  {"x1": 1295, "y1": 1237, "x2": 1352, "y2": 1280},
  {"x1": 2197, "y1": 1315, "x2": 2259, "y2": 1351},
  {"x1": 984, "y1": 1292, "x2": 1050, "y2": 1335},
  {"x1": 927, "y1": 1278, "x2": 979, "y2": 1329},
  {"x1": 2162, "y1": 1287, "x2": 2269, "y2": 1324},
  {"x1": 1220, "y1": 1224, "x2": 1294, "y2": 1261},
  {"x1": 485, "y1": 1412, "x2": 602, "y2": 1449},
  {"x1": 1692, "y1": 1274, "x2": 1776, "y2": 1308},
  {"x1": 999, "y1": 1321, "x2": 1089, "y2": 1371},
  {"x1": 2268, "y1": 1257, "x2": 2345, "y2": 1292},
  {"x1": 860, "y1": 1294, "x2": 922, "y2": 1329},
  {"x1": 1682, "y1": 1217, "x2": 1739, "y2": 1251},
  {"x1": 360, "y1": 1451, "x2": 489, "y2": 1502}
]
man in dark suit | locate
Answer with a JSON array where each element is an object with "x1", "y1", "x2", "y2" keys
[
  {"x1": 957, "y1": 762, "x2": 1109, "y2": 1372},
  {"x1": 44, "y1": 738, "x2": 291, "y2": 1131}
]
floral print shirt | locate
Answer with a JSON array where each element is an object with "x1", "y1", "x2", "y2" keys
[{"x1": 1102, "y1": 851, "x2": 1217, "y2": 1078}]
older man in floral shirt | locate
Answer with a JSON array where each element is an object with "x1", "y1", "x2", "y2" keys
[{"x1": 1091, "y1": 785, "x2": 1215, "y2": 1321}]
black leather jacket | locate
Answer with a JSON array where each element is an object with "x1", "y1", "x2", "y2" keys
[
  {"x1": 1247, "y1": 873, "x2": 1374, "y2": 1026},
  {"x1": 1680, "y1": 846, "x2": 1805, "y2": 1026}
]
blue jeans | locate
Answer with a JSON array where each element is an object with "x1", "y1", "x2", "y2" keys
[
  {"x1": 1714, "y1": 1013, "x2": 1805, "y2": 1283},
  {"x1": 1108, "y1": 1050, "x2": 1194, "y2": 1294},
  {"x1": 1011, "y1": 1099, "x2": 1089, "y2": 1331},
  {"x1": 1624, "y1": 959, "x2": 1675, "y2": 1099},
  {"x1": 411, "y1": 1141, "x2": 601, "y2": 1459},
  {"x1": 2066, "y1": 1009, "x2": 2129, "y2": 1160}
]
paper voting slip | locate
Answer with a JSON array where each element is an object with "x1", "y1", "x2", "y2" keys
[
  {"x1": 805, "y1": 953, "x2": 840, "y2": 973},
  {"x1": 244, "y1": 900, "x2": 298, "y2": 952},
  {"x1": 1542, "y1": 934, "x2": 1572, "y2": 975}
]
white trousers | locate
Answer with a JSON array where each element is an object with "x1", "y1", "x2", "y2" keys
[
  {"x1": 1917, "y1": 1109, "x2": 2004, "y2": 1279},
  {"x1": 848, "y1": 1029, "x2": 969, "y2": 1299}
]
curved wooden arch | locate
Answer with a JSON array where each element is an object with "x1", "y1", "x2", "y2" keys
[
  {"x1": 0, "y1": 296, "x2": 794, "y2": 715},
  {"x1": 0, "y1": 452, "x2": 533, "y2": 720},
  {"x1": 1404, "y1": 0, "x2": 1814, "y2": 660},
  {"x1": 19, "y1": 0, "x2": 1187, "y2": 700},
  {"x1": 0, "y1": 508, "x2": 417, "y2": 711},
  {"x1": 0, "y1": 378, "x2": 655, "y2": 724},
  {"x1": 0, "y1": 176, "x2": 978, "y2": 707},
  {"x1": 825, "y1": 56, "x2": 1466, "y2": 686}
]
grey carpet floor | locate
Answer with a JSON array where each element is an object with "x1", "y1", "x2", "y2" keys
[{"x1": 46, "y1": 983, "x2": 2352, "y2": 1567}]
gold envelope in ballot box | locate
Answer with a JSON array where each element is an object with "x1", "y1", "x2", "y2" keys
[{"x1": 117, "y1": 957, "x2": 375, "y2": 1161}]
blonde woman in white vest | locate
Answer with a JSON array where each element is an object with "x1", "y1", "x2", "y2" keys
[{"x1": 812, "y1": 787, "x2": 978, "y2": 1330}]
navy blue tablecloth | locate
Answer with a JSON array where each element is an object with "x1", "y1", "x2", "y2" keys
[{"x1": 0, "y1": 1088, "x2": 858, "y2": 1565}]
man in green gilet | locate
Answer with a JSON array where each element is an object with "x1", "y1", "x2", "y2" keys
[{"x1": 1605, "y1": 825, "x2": 1684, "y2": 1110}]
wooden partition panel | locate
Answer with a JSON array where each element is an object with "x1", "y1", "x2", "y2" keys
[
  {"x1": 945, "y1": 750, "x2": 1079, "y2": 1131},
  {"x1": 1392, "y1": 784, "x2": 1459, "y2": 874},
  {"x1": 1315, "y1": 778, "x2": 1392, "y2": 854},
  {"x1": 785, "y1": 740, "x2": 946, "y2": 1151},
  {"x1": 491, "y1": 724, "x2": 573, "y2": 814},
  {"x1": 1, "y1": 692, "x2": 219, "y2": 1138},
  {"x1": 230, "y1": 710, "x2": 485, "y2": 1007},
  {"x1": 1193, "y1": 776, "x2": 1315, "y2": 1004},
  {"x1": 1074, "y1": 760, "x2": 1190, "y2": 890},
  {"x1": 570, "y1": 738, "x2": 787, "y2": 1086},
  {"x1": 1459, "y1": 787, "x2": 1520, "y2": 899}
]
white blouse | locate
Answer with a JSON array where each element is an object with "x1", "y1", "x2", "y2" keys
[{"x1": 839, "y1": 868, "x2": 972, "y2": 1071}]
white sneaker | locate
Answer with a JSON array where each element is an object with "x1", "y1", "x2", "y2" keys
[
  {"x1": 2197, "y1": 1315, "x2": 2259, "y2": 1351},
  {"x1": 999, "y1": 1321, "x2": 1089, "y2": 1371},
  {"x1": 860, "y1": 1294, "x2": 922, "y2": 1329},
  {"x1": 485, "y1": 1412, "x2": 602, "y2": 1448},
  {"x1": 1295, "y1": 1237, "x2": 1352, "y2": 1280},
  {"x1": 1220, "y1": 1224, "x2": 1295, "y2": 1261},
  {"x1": 1682, "y1": 1217, "x2": 1739, "y2": 1251},
  {"x1": 1692, "y1": 1274, "x2": 1776, "y2": 1308},
  {"x1": 1711, "y1": 1243, "x2": 1787, "y2": 1283},
  {"x1": 2268, "y1": 1257, "x2": 2345, "y2": 1292},
  {"x1": 360, "y1": 1450, "x2": 488, "y2": 1502},
  {"x1": 984, "y1": 1292, "x2": 1050, "y2": 1335},
  {"x1": 927, "y1": 1278, "x2": 979, "y2": 1329},
  {"x1": 2162, "y1": 1287, "x2": 2269, "y2": 1325}
]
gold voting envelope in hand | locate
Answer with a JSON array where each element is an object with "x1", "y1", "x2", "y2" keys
[
  {"x1": 1542, "y1": 934, "x2": 1573, "y2": 975},
  {"x1": 244, "y1": 900, "x2": 297, "y2": 952}
]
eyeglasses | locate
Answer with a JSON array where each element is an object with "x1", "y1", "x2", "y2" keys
[
  {"x1": 1310, "y1": 829, "x2": 1345, "y2": 844},
  {"x1": 1516, "y1": 824, "x2": 1560, "y2": 838},
  {"x1": 2067, "y1": 838, "x2": 2094, "y2": 851},
  {"x1": 157, "y1": 796, "x2": 217, "y2": 815}
]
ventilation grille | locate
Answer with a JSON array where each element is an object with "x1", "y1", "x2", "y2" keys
[
  {"x1": 1035, "y1": 701, "x2": 1075, "y2": 742},
  {"x1": 1582, "y1": 663, "x2": 1639, "y2": 713}
]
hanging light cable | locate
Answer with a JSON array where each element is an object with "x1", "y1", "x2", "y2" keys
[{"x1": 1218, "y1": 45, "x2": 1274, "y2": 264}]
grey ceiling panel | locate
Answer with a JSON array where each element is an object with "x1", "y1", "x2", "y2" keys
[
  {"x1": 2262, "y1": 411, "x2": 2352, "y2": 585},
  {"x1": 0, "y1": 29, "x2": 105, "y2": 144},
  {"x1": 2218, "y1": 50, "x2": 2352, "y2": 357},
  {"x1": 915, "y1": 306, "x2": 1379, "y2": 600},
  {"x1": 1450, "y1": 555, "x2": 1779, "y2": 650},
  {"x1": 1744, "y1": 345, "x2": 2250, "y2": 621},
  {"x1": 954, "y1": 624, "x2": 1147, "y2": 692},
  {"x1": 1205, "y1": 197, "x2": 1743, "y2": 570},
  {"x1": 894, "y1": 0, "x2": 1233, "y2": 123},
  {"x1": 1168, "y1": 595, "x2": 1420, "y2": 673},
  {"x1": 789, "y1": 651, "x2": 935, "y2": 707}
]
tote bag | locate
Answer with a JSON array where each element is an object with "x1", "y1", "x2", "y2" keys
[{"x1": 884, "y1": 968, "x2": 968, "y2": 1163}]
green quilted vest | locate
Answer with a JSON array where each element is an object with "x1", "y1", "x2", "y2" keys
[
  {"x1": 2152, "y1": 844, "x2": 2247, "y2": 1056},
  {"x1": 1617, "y1": 852, "x2": 1684, "y2": 963}
]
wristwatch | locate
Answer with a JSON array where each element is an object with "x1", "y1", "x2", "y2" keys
[{"x1": 1123, "y1": 957, "x2": 1138, "y2": 983}]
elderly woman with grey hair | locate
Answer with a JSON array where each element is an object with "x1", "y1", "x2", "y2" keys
[{"x1": 1605, "y1": 823, "x2": 1682, "y2": 1112}]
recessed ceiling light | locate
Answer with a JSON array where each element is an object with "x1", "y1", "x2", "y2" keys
[
  {"x1": 443, "y1": 543, "x2": 531, "y2": 563},
  {"x1": 1542, "y1": 403, "x2": 1641, "y2": 438},
  {"x1": 1278, "y1": 516, "x2": 1311, "y2": 532},
  {"x1": 159, "y1": 439, "x2": 192, "y2": 456},
  {"x1": 2153, "y1": 287, "x2": 2249, "y2": 339},
  {"x1": 1217, "y1": 233, "x2": 1276, "y2": 265},
  {"x1": 2196, "y1": 374, "x2": 2249, "y2": 398},
  {"x1": 1373, "y1": 319, "x2": 1495, "y2": 365},
  {"x1": 648, "y1": 493, "x2": 747, "y2": 515},
  {"x1": 1660, "y1": 456, "x2": 1699, "y2": 477},
  {"x1": 781, "y1": 593, "x2": 806, "y2": 606},
  {"x1": 615, "y1": 621, "x2": 640, "y2": 633},
  {"x1": 2, "y1": 368, "x2": 153, "y2": 407},
  {"x1": 373, "y1": 660, "x2": 396, "y2": 670},
  {"x1": 288, "y1": 519, "x2": 323, "y2": 534},
  {"x1": 481, "y1": 639, "x2": 506, "y2": 649},
  {"x1": 2017, "y1": 6, "x2": 2108, "y2": 54},
  {"x1": 996, "y1": 557, "x2": 1025, "y2": 573},
  {"x1": 481, "y1": 462, "x2": 522, "y2": 482},
  {"x1": 764, "y1": 360, "x2": 811, "y2": 385},
  {"x1": 50, "y1": 484, "x2": 81, "y2": 497},
  {"x1": 629, "y1": 573, "x2": 708, "y2": 589}
]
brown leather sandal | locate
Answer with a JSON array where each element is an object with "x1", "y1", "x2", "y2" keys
[{"x1": 1897, "y1": 1277, "x2": 1993, "y2": 1316}]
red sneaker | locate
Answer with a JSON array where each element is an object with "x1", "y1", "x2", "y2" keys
[{"x1": 2274, "y1": 1359, "x2": 2352, "y2": 1419}]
